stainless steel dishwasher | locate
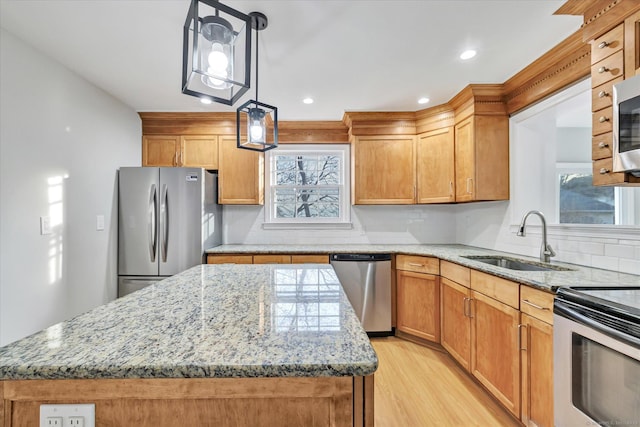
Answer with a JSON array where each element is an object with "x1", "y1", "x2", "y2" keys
[{"x1": 330, "y1": 253, "x2": 392, "y2": 335}]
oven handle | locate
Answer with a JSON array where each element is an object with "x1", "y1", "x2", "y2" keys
[{"x1": 555, "y1": 301, "x2": 640, "y2": 349}]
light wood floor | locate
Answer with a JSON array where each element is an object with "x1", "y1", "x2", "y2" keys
[{"x1": 371, "y1": 337, "x2": 520, "y2": 427}]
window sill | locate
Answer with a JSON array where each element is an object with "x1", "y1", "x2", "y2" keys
[{"x1": 262, "y1": 222, "x2": 353, "y2": 230}]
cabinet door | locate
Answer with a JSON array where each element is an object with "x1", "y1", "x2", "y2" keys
[
  {"x1": 440, "y1": 277, "x2": 471, "y2": 371},
  {"x1": 416, "y1": 127, "x2": 455, "y2": 203},
  {"x1": 218, "y1": 136, "x2": 264, "y2": 205},
  {"x1": 207, "y1": 254, "x2": 253, "y2": 264},
  {"x1": 625, "y1": 10, "x2": 640, "y2": 78},
  {"x1": 253, "y1": 255, "x2": 292, "y2": 264},
  {"x1": 142, "y1": 135, "x2": 179, "y2": 166},
  {"x1": 396, "y1": 270, "x2": 440, "y2": 342},
  {"x1": 454, "y1": 117, "x2": 475, "y2": 202},
  {"x1": 521, "y1": 313, "x2": 553, "y2": 427},
  {"x1": 471, "y1": 290, "x2": 521, "y2": 417},
  {"x1": 352, "y1": 136, "x2": 416, "y2": 204},
  {"x1": 180, "y1": 135, "x2": 219, "y2": 169}
]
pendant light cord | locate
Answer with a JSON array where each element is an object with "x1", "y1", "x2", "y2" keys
[{"x1": 255, "y1": 26, "x2": 259, "y2": 103}]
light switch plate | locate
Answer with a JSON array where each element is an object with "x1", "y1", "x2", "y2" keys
[
  {"x1": 96, "y1": 215, "x2": 105, "y2": 231},
  {"x1": 40, "y1": 404, "x2": 95, "y2": 427},
  {"x1": 40, "y1": 216, "x2": 51, "y2": 235}
]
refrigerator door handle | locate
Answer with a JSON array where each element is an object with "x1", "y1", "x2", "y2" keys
[
  {"x1": 148, "y1": 184, "x2": 157, "y2": 262},
  {"x1": 160, "y1": 183, "x2": 169, "y2": 263}
]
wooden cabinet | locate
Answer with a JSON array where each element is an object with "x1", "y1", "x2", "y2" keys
[
  {"x1": 207, "y1": 253, "x2": 329, "y2": 264},
  {"x1": 625, "y1": 9, "x2": 640, "y2": 78},
  {"x1": 218, "y1": 136, "x2": 264, "y2": 205},
  {"x1": 589, "y1": 22, "x2": 640, "y2": 186},
  {"x1": 143, "y1": 135, "x2": 180, "y2": 166},
  {"x1": 352, "y1": 135, "x2": 416, "y2": 204},
  {"x1": 441, "y1": 276, "x2": 471, "y2": 370},
  {"x1": 416, "y1": 127, "x2": 455, "y2": 203},
  {"x1": 520, "y1": 287, "x2": 554, "y2": 427},
  {"x1": 454, "y1": 115, "x2": 509, "y2": 202},
  {"x1": 396, "y1": 255, "x2": 440, "y2": 342},
  {"x1": 142, "y1": 135, "x2": 218, "y2": 168}
]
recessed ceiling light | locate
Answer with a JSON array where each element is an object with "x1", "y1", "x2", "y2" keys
[
  {"x1": 460, "y1": 49, "x2": 477, "y2": 60},
  {"x1": 418, "y1": 97, "x2": 430, "y2": 105},
  {"x1": 303, "y1": 97, "x2": 314, "y2": 104},
  {"x1": 200, "y1": 98, "x2": 212, "y2": 105}
]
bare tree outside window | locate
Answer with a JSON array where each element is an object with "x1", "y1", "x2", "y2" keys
[{"x1": 272, "y1": 153, "x2": 342, "y2": 219}]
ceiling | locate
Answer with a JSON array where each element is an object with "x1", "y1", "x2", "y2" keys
[{"x1": 0, "y1": 1, "x2": 583, "y2": 121}]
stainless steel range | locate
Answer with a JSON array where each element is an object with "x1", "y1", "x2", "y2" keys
[{"x1": 554, "y1": 287, "x2": 640, "y2": 426}]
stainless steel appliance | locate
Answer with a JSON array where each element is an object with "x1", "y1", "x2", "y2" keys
[
  {"x1": 554, "y1": 287, "x2": 640, "y2": 426},
  {"x1": 118, "y1": 167, "x2": 222, "y2": 297},
  {"x1": 613, "y1": 74, "x2": 640, "y2": 176},
  {"x1": 330, "y1": 253, "x2": 392, "y2": 335}
]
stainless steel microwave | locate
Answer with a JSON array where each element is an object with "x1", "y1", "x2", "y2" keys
[{"x1": 613, "y1": 74, "x2": 640, "y2": 177}]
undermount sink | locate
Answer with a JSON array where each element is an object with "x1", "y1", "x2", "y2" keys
[{"x1": 461, "y1": 256, "x2": 574, "y2": 272}]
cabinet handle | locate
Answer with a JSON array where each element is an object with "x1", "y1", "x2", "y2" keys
[
  {"x1": 449, "y1": 181, "x2": 454, "y2": 196},
  {"x1": 173, "y1": 152, "x2": 177, "y2": 166},
  {"x1": 518, "y1": 324, "x2": 527, "y2": 351},
  {"x1": 408, "y1": 263, "x2": 424, "y2": 267},
  {"x1": 464, "y1": 297, "x2": 474, "y2": 318},
  {"x1": 463, "y1": 297, "x2": 469, "y2": 317},
  {"x1": 598, "y1": 141, "x2": 609, "y2": 148},
  {"x1": 599, "y1": 167, "x2": 610, "y2": 175},
  {"x1": 522, "y1": 299, "x2": 549, "y2": 311},
  {"x1": 598, "y1": 90, "x2": 609, "y2": 98},
  {"x1": 466, "y1": 178, "x2": 473, "y2": 194},
  {"x1": 598, "y1": 66, "x2": 609, "y2": 74},
  {"x1": 598, "y1": 41, "x2": 609, "y2": 49},
  {"x1": 599, "y1": 116, "x2": 610, "y2": 123}
]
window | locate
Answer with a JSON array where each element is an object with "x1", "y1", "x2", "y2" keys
[
  {"x1": 265, "y1": 145, "x2": 350, "y2": 226},
  {"x1": 556, "y1": 163, "x2": 615, "y2": 224}
]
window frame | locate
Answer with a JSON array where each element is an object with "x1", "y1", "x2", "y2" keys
[{"x1": 264, "y1": 144, "x2": 351, "y2": 228}]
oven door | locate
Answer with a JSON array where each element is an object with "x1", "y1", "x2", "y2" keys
[{"x1": 554, "y1": 305, "x2": 640, "y2": 427}]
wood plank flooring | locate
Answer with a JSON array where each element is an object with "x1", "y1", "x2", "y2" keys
[{"x1": 371, "y1": 337, "x2": 520, "y2": 427}]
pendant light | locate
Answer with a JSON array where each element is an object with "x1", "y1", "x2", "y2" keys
[
  {"x1": 182, "y1": 0, "x2": 252, "y2": 106},
  {"x1": 236, "y1": 12, "x2": 278, "y2": 152}
]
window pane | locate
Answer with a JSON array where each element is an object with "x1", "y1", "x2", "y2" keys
[{"x1": 559, "y1": 173, "x2": 614, "y2": 224}]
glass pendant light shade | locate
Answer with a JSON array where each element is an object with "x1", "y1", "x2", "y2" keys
[
  {"x1": 182, "y1": 0, "x2": 252, "y2": 106},
  {"x1": 237, "y1": 100, "x2": 278, "y2": 152}
]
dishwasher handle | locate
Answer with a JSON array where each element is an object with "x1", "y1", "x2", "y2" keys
[{"x1": 331, "y1": 253, "x2": 391, "y2": 262}]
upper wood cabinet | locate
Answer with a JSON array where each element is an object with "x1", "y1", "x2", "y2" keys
[
  {"x1": 625, "y1": 9, "x2": 640, "y2": 78},
  {"x1": 142, "y1": 135, "x2": 180, "y2": 167},
  {"x1": 218, "y1": 136, "x2": 264, "y2": 205},
  {"x1": 449, "y1": 85, "x2": 510, "y2": 202},
  {"x1": 416, "y1": 127, "x2": 455, "y2": 203},
  {"x1": 352, "y1": 135, "x2": 417, "y2": 204},
  {"x1": 142, "y1": 135, "x2": 218, "y2": 168}
]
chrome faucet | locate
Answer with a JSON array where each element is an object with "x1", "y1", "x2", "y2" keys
[{"x1": 517, "y1": 210, "x2": 556, "y2": 263}]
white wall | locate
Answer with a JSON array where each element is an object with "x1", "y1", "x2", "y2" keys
[
  {"x1": 224, "y1": 204, "x2": 458, "y2": 244},
  {"x1": 0, "y1": 29, "x2": 141, "y2": 345}
]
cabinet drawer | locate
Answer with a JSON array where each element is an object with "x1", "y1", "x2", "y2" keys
[
  {"x1": 396, "y1": 255, "x2": 439, "y2": 274},
  {"x1": 591, "y1": 23, "x2": 624, "y2": 64},
  {"x1": 440, "y1": 260, "x2": 470, "y2": 287},
  {"x1": 253, "y1": 255, "x2": 292, "y2": 264},
  {"x1": 291, "y1": 255, "x2": 329, "y2": 264},
  {"x1": 520, "y1": 286, "x2": 554, "y2": 325},
  {"x1": 207, "y1": 254, "x2": 253, "y2": 264},
  {"x1": 592, "y1": 132, "x2": 613, "y2": 160},
  {"x1": 591, "y1": 50, "x2": 624, "y2": 88},
  {"x1": 470, "y1": 270, "x2": 519, "y2": 309},
  {"x1": 591, "y1": 77, "x2": 623, "y2": 112},
  {"x1": 592, "y1": 106, "x2": 613, "y2": 136},
  {"x1": 593, "y1": 157, "x2": 627, "y2": 185}
]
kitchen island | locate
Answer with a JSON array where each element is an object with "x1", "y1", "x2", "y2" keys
[{"x1": 0, "y1": 264, "x2": 377, "y2": 426}]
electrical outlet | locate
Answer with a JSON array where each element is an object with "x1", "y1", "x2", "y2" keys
[
  {"x1": 40, "y1": 404, "x2": 95, "y2": 427},
  {"x1": 40, "y1": 216, "x2": 52, "y2": 235},
  {"x1": 96, "y1": 215, "x2": 105, "y2": 231}
]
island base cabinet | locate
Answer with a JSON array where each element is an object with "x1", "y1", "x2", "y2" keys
[
  {"x1": 1, "y1": 376, "x2": 374, "y2": 427},
  {"x1": 470, "y1": 291, "x2": 521, "y2": 418}
]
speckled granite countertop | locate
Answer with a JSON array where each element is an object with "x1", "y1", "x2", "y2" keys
[
  {"x1": 206, "y1": 244, "x2": 640, "y2": 292},
  {"x1": 0, "y1": 264, "x2": 377, "y2": 380}
]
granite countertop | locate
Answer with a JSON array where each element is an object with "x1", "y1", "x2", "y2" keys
[
  {"x1": 206, "y1": 244, "x2": 640, "y2": 292},
  {"x1": 0, "y1": 264, "x2": 378, "y2": 380}
]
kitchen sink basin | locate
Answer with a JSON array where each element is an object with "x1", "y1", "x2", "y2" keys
[{"x1": 461, "y1": 256, "x2": 574, "y2": 272}]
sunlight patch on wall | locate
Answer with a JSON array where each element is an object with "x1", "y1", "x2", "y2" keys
[{"x1": 47, "y1": 175, "x2": 67, "y2": 285}]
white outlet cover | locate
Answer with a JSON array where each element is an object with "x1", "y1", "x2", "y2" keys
[
  {"x1": 40, "y1": 216, "x2": 51, "y2": 235},
  {"x1": 40, "y1": 404, "x2": 95, "y2": 427},
  {"x1": 96, "y1": 215, "x2": 105, "y2": 231}
]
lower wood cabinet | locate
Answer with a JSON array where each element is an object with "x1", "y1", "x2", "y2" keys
[
  {"x1": 207, "y1": 254, "x2": 329, "y2": 264},
  {"x1": 440, "y1": 277, "x2": 471, "y2": 370},
  {"x1": 520, "y1": 313, "x2": 553, "y2": 427},
  {"x1": 395, "y1": 255, "x2": 440, "y2": 343}
]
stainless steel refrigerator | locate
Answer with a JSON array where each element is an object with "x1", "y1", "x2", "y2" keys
[{"x1": 117, "y1": 167, "x2": 222, "y2": 297}]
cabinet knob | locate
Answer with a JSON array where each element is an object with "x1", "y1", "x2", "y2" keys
[
  {"x1": 598, "y1": 66, "x2": 609, "y2": 73},
  {"x1": 599, "y1": 168, "x2": 610, "y2": 175},
  {"x1": 598, "y1": 141, "x2": 609, "y2": 148},
  {"x1": 598, "y1": 90, "x2": 609, "y2": 98},
  {"x1": 599, "y1": 116, "x2": 609, "y2": 123},
  {"x1": 598, "y1": 41, "x2": 609, "y2": 49}
]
